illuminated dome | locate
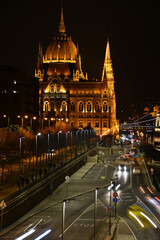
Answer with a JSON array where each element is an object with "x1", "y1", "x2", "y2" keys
[
  {"x1": 44, "y1": 35, "x2": 77, "y2": 63},
  {"x1": 43, "y1": 6, "x2": 77, "y2": 63}
]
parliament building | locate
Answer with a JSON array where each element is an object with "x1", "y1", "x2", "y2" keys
[{"x1": 35, "y1": 6, "x2": 118, "y2": 135}]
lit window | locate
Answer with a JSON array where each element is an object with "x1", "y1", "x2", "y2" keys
[
  {"x1": 79, "y1": 121, "x2": 83, "y2": 128},
  {"x1": 95, "y1": 102, "x2": 99, "y2": 112},
  {"x1": 87, "y1": 102, "x2": 91, "y2": 112},
  {"x1": 103, "y1": 102, "x2": 107, "y2": 112},
  {"x1": 44, "y1": 101, "x2": 49, "y2": 112},
  {"x1": 57, "y1": 84, "x2": 60, "y2": 93},
  {"x1": 51, "y1": 102, "x2": 54, "y2": 111},
  {"x1": 71, "y1": 102, "x2": 75, "y2": 112},
  {"x1": 62, "y1": 101, "x2": 67, "y2": 111},
  {"x1": 87, "y1": 122, "x2": 91, "y2": 127},
  {"x1": 79, "y1": 102, "x2": 83, "y2": 112},
  {"x1": 95, "y1": 121, "x2": 99, "y2": 127},
  {"x1": 50, "y1": 84, "x2": 54, "y2": 93},
  {"x1": 103, "y1": 122, "x2": 107, "y2": 127}
]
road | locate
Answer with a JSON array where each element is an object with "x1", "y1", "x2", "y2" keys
[{"x1": 2, "y1": 145, "x2": 160, "y2": 240}]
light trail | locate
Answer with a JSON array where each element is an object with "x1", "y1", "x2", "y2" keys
[
  {"x1": 147, "y1": 187, "x2": 153, "y2": 194},
  {"x1": 115, "y1": 184, "x2": 120, "y2": 190},
  {"x1": 140, "y1": 186, "x2": 145, "y2": 194},
  {"x1": 154, "y1": 197, "x2": 160, "y2": 202},
  {"x1": 34, "y1": 229, "x2": 51, "y2": 240},
  {"x1": 15, "y1": 228, "x2": 35, "y2": 240},
  {"x1": 108, "y1": 184, "x2": 114, "y2": 190},
  {"x1": 140, "y1": 212, "x2": 157, "y2": 228},
  {"x1": 129, "y1": 211, "x2": 144, "y2": 228}
]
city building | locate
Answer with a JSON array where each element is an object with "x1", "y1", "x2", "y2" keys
[
  {"x1": 0, "y1": 66, "x2": 38, "y2": 128},
  {"x1": 35, "y1": 6, "x2": 118, "y2": 135}
]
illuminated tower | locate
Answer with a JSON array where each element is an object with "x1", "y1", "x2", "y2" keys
[{"x1": 102, "y1": 39, "x2": 118, "y2": 134}]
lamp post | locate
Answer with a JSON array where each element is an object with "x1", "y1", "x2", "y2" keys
[
  {"x1": 20, "y1": 137, "x2": 25, "y2": 174},
  {"x1": 109, "y1": 179, "x2": 112, "y2": 236},
  {"x1": 65, "y1": 131, "x2": 70, "y2": 162},
  {"x1": 36, "y1": 133, "x2": 41, "y2": 178},
  {"x1": 76, "y1": 130, "x2": 79, "y2": 156},
  {"x1": 58, "y1": 131, "x2": 62, "y2": 163},
  {"x1": 71, "y1": 131, "x2": 73, "y2": 160}
]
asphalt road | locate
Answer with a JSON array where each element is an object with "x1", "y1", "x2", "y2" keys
[{"x1": 2, "y1": 146, "x2": 160, "y2": 240}]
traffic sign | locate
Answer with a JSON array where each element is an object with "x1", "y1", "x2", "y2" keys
[
  {"x1": 113, "y1": 192, "x2": 118, "y2": 198},
  {"x1": 107, "y1": 205, "x2": 114, "y2": 213},
  {"x1": 113, "y1": 197, "x2": 118, "y2": 203}
]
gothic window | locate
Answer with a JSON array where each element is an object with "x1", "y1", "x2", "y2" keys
[
  {"x1": 57, "y1": 102, "x2": 60, "y2": 112},
  {"x1": 51, "y1": 101, "x2": 54, "y2": 111},
  {"x1": 71, "y1": 122, "x2": 75, "y2": 127},
  {"x1": 95, "y1": 102, "x2": 99, "y2": 112},
  {"x1": 103, "y1": 121, "x2": 107, "y2": 127},
  {"x1": 71, "y1": 102, "x2": 75, "y2": 112},
  {"x1": 103, "y1": 101, "x2": 107, "y2": 112},
  {"x1": 79, "y1": 121, "x2": 83, "y2": 128},
  {"x1": 95, "y1": 121, "x2": 99, "y2": 127},
  {"x1": 87, "y1": 102, "x2": 91, "y2": 112},
  {"x1": 57, "y1": 84, "x2": 60, "y2": 93},
  {"x1": 44, "y1": 101, "x2": 49, "y2": 112},
  {"x1": 79, "y1": 102, "x2": 83, "y2": 112},
  {"x1": 62, "y1": 101, "x2": 67, "y2": 112},
  {"x1": 87, "y1": 122, "x2": 91, "y2": 127},
  {"x1": 50, "y1": 84, "x2": 54, "y2": 93}
]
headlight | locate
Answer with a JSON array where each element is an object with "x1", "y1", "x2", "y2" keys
[{"x1": 118, "y1": 166, "x2": 121, "y2": 170}]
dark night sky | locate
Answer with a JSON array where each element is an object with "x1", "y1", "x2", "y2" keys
[{"x1": 0, "y1": 0, "x2": 160, "y2": 105}]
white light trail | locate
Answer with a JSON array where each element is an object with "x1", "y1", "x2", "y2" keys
[
  {"x1": 108, "y1": 184, "x2": 114, "y2": 190},
  {"x1": 15, "y1": 228, "x2": 35, "y2": 240},
  {"x1": 129, "y1": 211, "x2": 144, "y2": 228},
  {"x1": 115, "y1": 184, "x2": 120, "y2": 191},
  {"x1": 140, "y1": 212, "x2": 157, "y2": 228},
  {"x1": 34, "y1": 229, "x2": 51, "y2": 240}
]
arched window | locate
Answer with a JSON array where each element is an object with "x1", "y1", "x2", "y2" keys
[
  {"x1": 57, "y1": 84, "x2": 60, "y2": 93},
  {"x1": 87, "y1": 102, "x2": 91, "y2": 112},
  {"x1": 57, "y1": 102, "x2": 60, "y2": 112},
  {"x1": 95, "y1": 102, "x2": 99, "y2": 112},
  {"x1": 44, "y1": 101, "x2": 49, "y2": 112},
  {"x1": 103, "y1": 101, "x2": 107, "y2": 112},
  {"x1": 62, "y1": 101, "x2": 67, "y2": 112},
  {"x1": 51, "y1": 101, "x2": 54, "y2": 111},
  {"x1": 50, "y1": 84, "x2": 54, "y2": 93},
  {"x1": 79, "y1": 102, "x2": 83, "y2": 112},
  {"x1": 71, "y1": 102, "x2": 75, "y2": 112}
]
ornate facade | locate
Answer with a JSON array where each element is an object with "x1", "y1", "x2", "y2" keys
[{"x1": 35, "y1": 6, "x2": 118, "y2": 135}]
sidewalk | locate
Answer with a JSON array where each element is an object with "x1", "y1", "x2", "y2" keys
[{"x1": 0, "y1": 161, "x2": 97, "y2": 237}]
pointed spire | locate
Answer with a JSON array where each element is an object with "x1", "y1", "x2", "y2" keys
[
  {"x1": 38, "y1": 41, "x2": 43, "y2": 58},
  {"x1": 58, "y1": 2, "x2": 65, "y2": 34},
  {"x1": 105, "y1": 38, "x2": 111, "y2": 62},
  {"x1": 101, "y1": 38, "x2": 113, "y2": 82}
]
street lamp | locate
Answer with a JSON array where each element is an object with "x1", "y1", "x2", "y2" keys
[
  {"x1": 76, "y1": 130, "x2": 80, "y2": 156},
  {"x1": 65, "y1": 131, "x2": 70, "y2": 162},
  {"x1": 36, "y1": 133, "x2": 41, "y2": 178},
  {"x1": 58, "y1": 131, "x2": 62, "y2": 162},
  {"x1": 71, "y1": 131, "x2": 73, "y2": 159},
  {"x1": 20, "y1": 137, "x2": 25, "y2": 174}
]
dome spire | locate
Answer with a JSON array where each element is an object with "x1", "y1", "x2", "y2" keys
[{"x1": 58, "y1": 1, "x2": 65, "y2": 34}]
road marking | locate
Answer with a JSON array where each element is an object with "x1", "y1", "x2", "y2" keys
[
  {"x1": 59, "y1": 204, "x2": 94, "y2": 238},
  {"x1": 117, "y1": 215, "x2": 137, "y2": 240}
]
